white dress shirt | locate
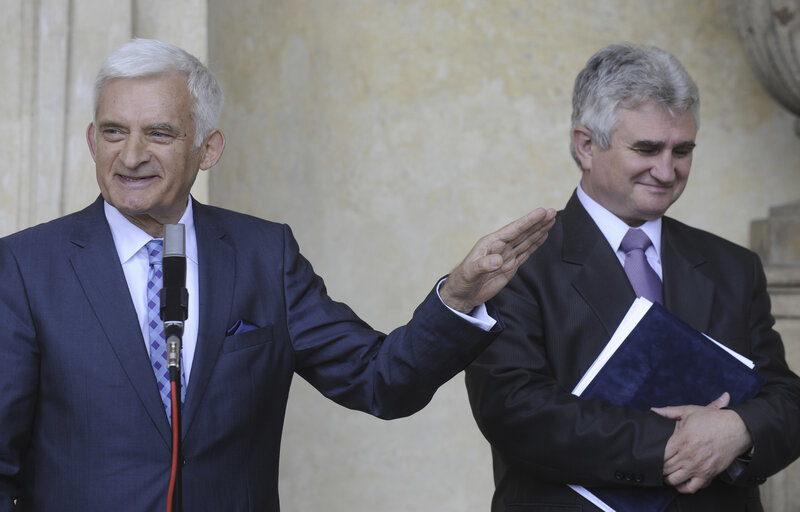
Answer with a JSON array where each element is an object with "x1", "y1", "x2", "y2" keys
[
  {"x1": 576, "y1": 183, "x2": 663, "y2": 279},
  {"x1": 104, "y1": 200, "x2": 199, "y2": 382}
]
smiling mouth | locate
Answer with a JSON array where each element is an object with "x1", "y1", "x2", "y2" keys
[
  {"x1": 119, "y1": 175, "x2": 155, "y2": 182},
  {"x1": 638, "y1": 182, "x2": 672, "y2": 191}
]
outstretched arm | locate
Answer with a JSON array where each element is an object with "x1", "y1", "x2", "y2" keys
[{"x1": 439, "y1": 207, "x2": 556, "y2": 314}]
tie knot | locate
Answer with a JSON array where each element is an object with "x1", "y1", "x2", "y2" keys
[
  {"x1": 620, "y1": 228, "x2": 653, "y2": 254},
  {"x1": 146, "y1": 239, "x2": 163, "y2": 266}
]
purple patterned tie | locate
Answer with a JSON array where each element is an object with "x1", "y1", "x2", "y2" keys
[
  {"x1": 146, "y1": 239, "x2": 186, "y2": 423},
  {"x1": 619, "y1": 228, "x2": 663, "y2": 304}
]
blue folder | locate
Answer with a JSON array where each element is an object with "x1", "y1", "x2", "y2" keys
[{"x1": 569, "y1": 298, "x2": 765, "y2": 512}]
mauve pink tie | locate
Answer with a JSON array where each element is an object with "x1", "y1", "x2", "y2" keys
[{"x1": 620, "y1": 228, "x2": 663, "y2": 304}]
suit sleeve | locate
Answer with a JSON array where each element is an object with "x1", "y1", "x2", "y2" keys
[
  {"x1": 0, "y1": 240, "x2": 39, "y2": 510},
  {"x1": 465, "y1": 267, "x2": 676, "y2": 488},
  {"x1": 278, "y1": 225, "x2": 501, "y2": 419},
  {"x1": 727, "y1": 252, "x2": 800, "y2": 484}
]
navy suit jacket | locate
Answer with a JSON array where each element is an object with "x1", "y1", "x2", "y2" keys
[
  {"x1": 465, "y1": 192, "x2": 800, "y2": 512},
  {"x1": 0, "y1": 197, "x2": 500, "y2": 511}
]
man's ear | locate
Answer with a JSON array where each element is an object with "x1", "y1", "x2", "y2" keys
[
  {"x1": 198, "y1": 129, "x2": 225, "y2": 171},
  {"x1": 572, "y1": 126, "x2": 594, "y2": 171},
  {"x1": 86, "y1": 122, "x2": 97, "y2": 160}
]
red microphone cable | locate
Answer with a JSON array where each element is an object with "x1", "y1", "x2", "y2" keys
[{"x1": 167, "y1": 380, "x2": 180, "y2": 512}]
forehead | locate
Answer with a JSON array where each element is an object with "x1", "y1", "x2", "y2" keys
[
  {"x1": 614, "y1": 101, "x2": 697, "y2": 142},
  {"x1": 96, "y1": 73, "x2": 193, "y2": 125}
]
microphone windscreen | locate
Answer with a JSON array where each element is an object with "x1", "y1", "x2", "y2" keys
[{"x1": 164, "y1": 223, "x2": 186, "y2": 257}]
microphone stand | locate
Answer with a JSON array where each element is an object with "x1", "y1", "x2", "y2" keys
[{"x1": 161, "y1": 224, "x2": 188, "y2": 512}]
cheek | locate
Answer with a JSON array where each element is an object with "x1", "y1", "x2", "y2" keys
[
  {"x1": 674, "y1": 161, "x2": 691, "y2": 184},
  {"x1": 678, "y1": 159, "x2": 692, "y2": 176},
  {"x1": 93, "y1": 148, "x2": 119, "y2": 172}
]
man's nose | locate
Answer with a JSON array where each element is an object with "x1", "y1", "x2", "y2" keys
[
  {"x1": 650, "y1": 152, "x2": 675, "y2": 182},
  {"x1": 119, "y1": 135, "x2": 151, "y2": 169}
]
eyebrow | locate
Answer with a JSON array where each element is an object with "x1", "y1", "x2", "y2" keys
[
  {"x1": 147, "y1": 123, "x2": 185, "y2": 137},
  {"x1": 96, "y1": 120, "x2": 126, "y2": 131},
  {"x1": 630, "y1": 140, "x2": 696, "y2": 151},
  {"x1": 96, "y1": 120, "x2": 185, "y2": 138}
]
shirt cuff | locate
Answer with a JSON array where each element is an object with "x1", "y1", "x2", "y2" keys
[{"x1": 436, "y1": 278, "x2": 497, "y2": 332}]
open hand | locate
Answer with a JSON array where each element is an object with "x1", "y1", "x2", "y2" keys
[{"x1": 439, "y1": 207, "x2": 556, "y2": 314}]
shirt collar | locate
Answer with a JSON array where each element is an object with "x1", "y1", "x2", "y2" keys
[
  {"x1": 103, "y1": 198, "x2": 198, "y2": 265},
  {"x1": 576, "y1": 183, "x2": 662, "y2": 257}
]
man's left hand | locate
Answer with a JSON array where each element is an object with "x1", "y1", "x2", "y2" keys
[
  {"x1": 652, "y1": 392, "x2": 753, "y2": 494},
  {"x1": 439, "y1": 207, "x2": 556, "y2": 314}
]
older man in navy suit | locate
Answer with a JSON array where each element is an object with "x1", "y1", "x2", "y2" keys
[{"x1": 0, "y1": 39, "x2": 555, "y2": 511}]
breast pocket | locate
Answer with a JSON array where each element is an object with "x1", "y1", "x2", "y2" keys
[{"x1": 222, "y1": 325, "x2": 273, "y2": 353}]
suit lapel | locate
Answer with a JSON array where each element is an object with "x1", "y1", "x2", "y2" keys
[
  {"x1": 561, "y1": 194, "x2": 715, "y2": 336},
  {"x1": 69, "y1": 198, "x2": 172, "y2": 447},
  {"x1": 181, "y1": 201, "x2": 236, "y2": 438},
  {"x1": 562, "y1": 193, "x2": 638, "y2": 338},
  {"x1": 661, "y1": 218, "x2": 714, "y2": 332}
]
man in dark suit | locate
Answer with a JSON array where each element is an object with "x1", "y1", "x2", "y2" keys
[
  {"x1": 465, "y1": 42, "x2": 800, "y2": 511},
  {"x1": 0, "y1": 39, "x2": 556, "y2": 511}
]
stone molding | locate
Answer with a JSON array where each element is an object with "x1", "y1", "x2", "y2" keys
[{"x1": 736, "y1": 0, "x2": 800, "y2": 134}]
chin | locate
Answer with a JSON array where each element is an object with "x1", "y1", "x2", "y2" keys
[
  {"x1": 111, "y1": 200, "x2": 152, "y2": 217},
  {"x1": 639, "y1": 210, "x2": 669, "y2": 221},
  {"x1": 637, "y1": 200, "x2": 673, "y2": 217}
]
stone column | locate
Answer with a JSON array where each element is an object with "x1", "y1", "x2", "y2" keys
[{"x1": 751, "y1": 204, "x2": 800, "y2": 511}]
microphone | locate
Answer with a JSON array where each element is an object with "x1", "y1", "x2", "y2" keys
[
  {"x1": 161, "y1": 223, "x2": 187, "y2": 512},
  {"x1": 161, "y1": 223, "x2": 188, "y2": 370}
]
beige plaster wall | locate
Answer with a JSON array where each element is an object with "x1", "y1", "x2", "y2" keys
[{"x1": 207, "y1": 1, "x2": 800, "y2": 511}]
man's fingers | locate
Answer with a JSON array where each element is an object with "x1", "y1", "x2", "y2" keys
[
  {"x1": 664, "y1": 466, "x2": 686, "y2": 486},
  {"x1": 472, "y1": 208, "x2": 555, "y2": 271},
  {"x1": 488, "y1": 209, "x2": 556, "y2": 260},
  {"x1": 707, "y1": 392, "x2": 730, "y2": 409},
  {"x1": 493, "y1": 208, "x2": 556, "y2": 246},
  {"x1": 675, "y1": 476, "x2": 710, "y2": 494},
  {"x1": 665, "y1": 466, "x2": 710, "y2": 494},
  {"x1": 651, "y1": 405, "x2": 686, "y2": 420},
  {"x1": 514, "y1": 208, "x2": 557, "y2": 244},
  {"x1": 503, "y1": 207, "x2": 554, "y2": 238},
  {"x1": 652, "y1": 393, "x2": 730, "y2": 421}
]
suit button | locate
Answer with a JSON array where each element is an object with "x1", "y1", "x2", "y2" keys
[
  {"x1": 634, "y1": 474, "x2": 644, "y2": 483},
  {"x1": 615, "y1": 471, "x2": 624, "y2": 480}
]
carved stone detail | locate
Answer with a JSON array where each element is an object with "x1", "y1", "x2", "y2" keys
[{"x1": 736, "y1": 0, "x2": 800, "y2": 135}]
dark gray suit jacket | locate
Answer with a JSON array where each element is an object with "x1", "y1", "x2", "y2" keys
[
  {"x1": 466, "y1": 192, "x2": 800, "y2": 512},
  {"x1": 0, "y1": 197, "x2": 500, "y2": 511}
]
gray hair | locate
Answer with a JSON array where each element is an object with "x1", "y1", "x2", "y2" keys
[
  {"x1": 92, "y1": 38, "x2": 223, "y2": 147},
  {"x1": 570, "y1": 42, "x2": 700, "y2": 169}
]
